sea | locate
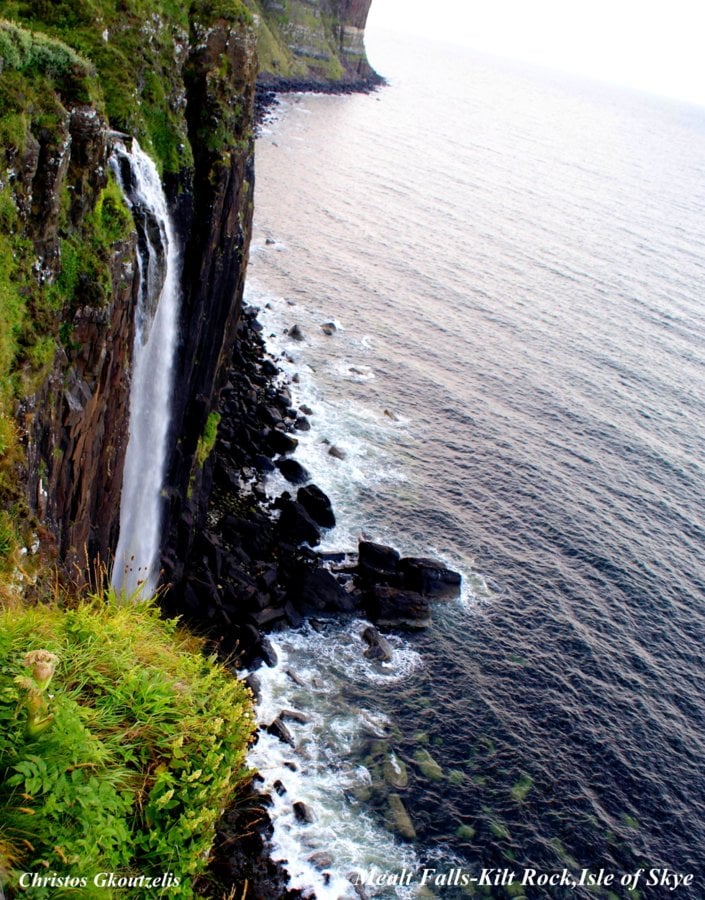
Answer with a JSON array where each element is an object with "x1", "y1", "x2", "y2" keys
[{"x1": 242, "y1": 28, "x2": 705, "y2": 900}]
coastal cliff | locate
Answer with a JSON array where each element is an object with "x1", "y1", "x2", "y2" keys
[
  {"x1": 0, "y1": 0, "x2": 375, "y2": 587},
  {"x1": 0, "y1": 3, "x2": 378, "y2": 893},
  {"x1": 253, "y1": 0, "x2": 378, "y2": 85}
]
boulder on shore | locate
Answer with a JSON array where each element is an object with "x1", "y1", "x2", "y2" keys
[{"x1": 297, "y1": 484, "x2": 336, "y2": 529}]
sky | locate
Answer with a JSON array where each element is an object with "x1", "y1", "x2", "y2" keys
[{"x1": 365, "y1": 0, "x2": 705, "y2": 107}]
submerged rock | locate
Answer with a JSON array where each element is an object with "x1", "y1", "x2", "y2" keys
[
  {"x1": 383, "y1": 753, "x2": 409, "y2": 790},
  {"x1": 414, "y1": 748, "x2": 444, "y2": 781},
  {"x1": 385, "y1": 793, "x2": 416, "y2": 840}
]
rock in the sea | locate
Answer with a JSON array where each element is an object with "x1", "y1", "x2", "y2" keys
[
  {"x1": 289, "y1": 324, "x2": 304, "y2": 341},
  {"x1": 414, "y1": 748, "x2": 444, "y2": 781},
  {"x1": 358, "y1": 541, "x2": 400, "y2": 585},
  {"x1": 297, "y1": 484, "x2": 336, "y2": 529},
  {"x1": 385, "y1": 793, "x2": 416, "y2": 840},
  {"x1": 276, "y1": 457, "x2": 310, "y2": 485},
  {"x1": 369, "y1": 585, "x2": 431, "y2": 629},
  {"x1": 399, "y1": 557, "x2": 462, "y2": 598},
  {"x1": 362, "y1": 625, "x2": 393, "y2": 662},
  {"x1": 320, "y1": 322, "x2": 336, "y2": 335},
  {"x1": 297, "y1": 567, "x2": 356, "y2": 613},
  {"x1": 309, "y1": 851, "x2": 334, "y2": 870},
  {"x1": 328, "y1": 444, "x2": 346, "y2": 460},
  {"x1": 383, "y1": 753, "x2": 409, "y2": 789},
  {"x1": 267, "y1": 428, "x2": 299, "y2": 456},
  {"x1": 293, "y1": 801, "x2": 316, "y2": 824},
  {"x1": 277, "y1": 499, "x2": 321, "y2": 547},
  {"x1": 267, "y1": 715, "x2": 296, "y2": 748}
]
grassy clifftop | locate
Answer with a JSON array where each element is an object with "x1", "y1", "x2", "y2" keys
[
  {"x1": 0, "y1": 594, "x2": 255, "y2": 896},
  {"x1": 0, "y1": 0, "x2": 252, "y2": 174}
]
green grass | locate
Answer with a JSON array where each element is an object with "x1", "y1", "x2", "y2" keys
[
  {"x1": 0, "y1": 594, "x2": 255, "y2": 896},
  {"x1": 195, "y1": 411, "x2": 221, "y2": 468}
]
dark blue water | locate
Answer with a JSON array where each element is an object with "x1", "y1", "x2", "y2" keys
[{"x1": 245, "y1": 30, "x2": 705, "y2": 899}]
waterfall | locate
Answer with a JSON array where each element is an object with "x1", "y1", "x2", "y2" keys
[{"x1": 110, "y1": 140, "x2": 181, "y2": 598}]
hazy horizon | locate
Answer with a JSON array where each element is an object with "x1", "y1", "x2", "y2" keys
[{"x1": 365, "y1": 0, "x2": 705, "y2": 109}]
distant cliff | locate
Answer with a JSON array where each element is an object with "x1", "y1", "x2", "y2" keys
[{"x1": 252, "y1": 0, "x2": 379, "y2": 85}]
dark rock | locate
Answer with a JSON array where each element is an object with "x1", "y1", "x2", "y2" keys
[
  {"x1": 273, "y1": 780, "x2": 287, "y2": 796},
  {"x1": 300, "y1": 404, "x2": 313, "y2": 416},
  {"x1": 252, "y1": 606, "x2": 286, "y2": 627},
  {"x1": 328, "y1": 444, "x2": 346, "y2": 460},
  {"x1": 259, "y1": 403, "x2": 284, "y2": 426},
  {"x1": 260, "y1": 636, "x2": 279, "y2": 668},
  {"x1": 359, "y1": 541, "x2": 400, "y2": 575},
  {"x1": 357, "y1": 541, "x2": 402, "y2": 589},
  {"x1": 245, "y1": 673, "x2": 261, "y2": 701},
  {"x1": 320, "y1": 322, "x2": 336, "y2": 335},
  {"x1": 399, "y1": 557, "x2": 462, "y2": 598},
  {"x1": 258, "y1": 565, "x2": 279, "y2": 591},
  {"x1": 294, "y1": 415, "x2": 310, "y2": 431},
  {"x1": 284, "y1": 602, "x2": 304, "y2": 628},
  {"x1": 267, "y1": 428, "x2": 299, "y2": 456},
  {"x1": 267, "y1": 716, "x2": 295, "y2": 748},
  {"x1": 261, "y1": 358, "x2": 279, "y2": 377},
  {"x1": 277, "y1": 458, "x2": 310, "y2": 485},
  {"x1": 369, "y1": 585, "x2": 431, "y2": 629},
  {"x1": 362, "y1": 625, "x2": 394, "y2": 662},
  {"x1": 298, "y1": 567, "x2": 357, "y2": 613},
  {"x1": 289, "y1": 324, "x2": 304, "y2": 341},
  {"x1": 293, "y1": 801, "x2": 316, "y2": 824},
  {"x1": 297, "y1": 484, "x2": 336, "y2": 529},
  {"x1": 254, "y1": 453, "x2": 276, "y2": 472},
  {"x1": 277, "y1": 499, "x2": 321, "y2": 547}
]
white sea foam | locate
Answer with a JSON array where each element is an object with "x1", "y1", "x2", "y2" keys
[{"x1": 248, "y1": 623, "x2": 421, "y2": 897}]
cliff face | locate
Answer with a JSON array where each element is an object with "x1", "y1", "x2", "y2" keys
[
  {"x1": 253, "y1": 0, "x2": 378, "y2": 84},
  {"x1": 0, "y1": 4, "x2": 257, "y2": 583},
  {"x1": 0, "y1": 0, "x2": 374, "y2": 588}
]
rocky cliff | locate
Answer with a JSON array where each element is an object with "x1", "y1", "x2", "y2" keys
[
  {"x1": 252, "y1": 0, "x2": 379, "y2": 85},
  {"x1": 0, "y1": 0, "x2": 376, "y2": 589},
  {"x1": 0, "y1": 2, "x2": 259, "y2": 586}
]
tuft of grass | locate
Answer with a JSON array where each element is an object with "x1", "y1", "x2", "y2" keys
[
  {"x1": 0, "y1": 594, "x2": 256, "y2": 895},
  {"x1": 195, "y1": 411, "x2": 221, "y2": 468}
]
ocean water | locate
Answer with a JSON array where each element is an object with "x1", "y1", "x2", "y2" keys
[{"x1": 244, "y1": 30, "x2": 705, "y2": 899}]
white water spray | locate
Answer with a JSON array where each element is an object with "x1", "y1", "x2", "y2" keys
[{"x1": 110, "y1": 140, "x2": 181, "y2": 597}]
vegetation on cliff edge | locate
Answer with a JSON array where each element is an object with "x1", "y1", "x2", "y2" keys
[{"x1": 0, "y1": 594, "x2": 255, "y2": 897}]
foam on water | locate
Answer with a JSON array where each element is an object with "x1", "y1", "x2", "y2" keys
[{"x1": 248, "y1": 622, "x2": 422, "y2": 898}]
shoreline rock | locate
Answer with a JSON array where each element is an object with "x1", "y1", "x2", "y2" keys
[{"x1": 163, "y1": 304, "x2": 461, "y2": 897}]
